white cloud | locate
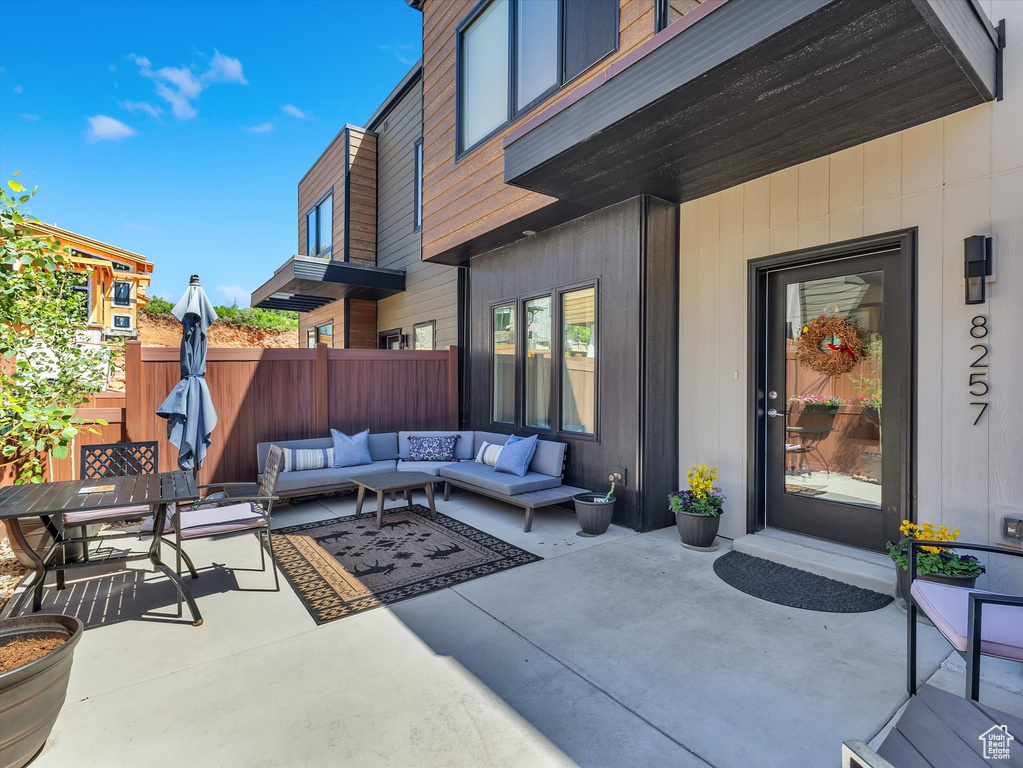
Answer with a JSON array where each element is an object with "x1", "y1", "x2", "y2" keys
[
  {"x1": 281, "y1": 103, "x2": 309, "y2": 120},
  {"x1": 108, "y1": 64, "x2": 117, "y2": 72},
  {"x1": 215, "y1": 284, "x2": 250, "y2": 307},
  {"x1": 120, "y1": 100, "x2": 163, "y2": 119},
  {"x1": 380, "y1": 44, "x2": 416, "y2": 65},
  {"x1": 243, "y1": 122, "x2": 274, "y2": 134},
  {"x1": 124, "y1": 221, "x2": 156, "y2": 232},
  {"x1": 85, "y1": 115, "x2": 136, "y2": 142},
  {"x1": 13, "y1": 84, "x2": 23, "y2": 94},
  {"x1": 129, "y1": 50, "x2": 246, "y2": 120},
  {"x1": 20, "y1": 113, "x2": 40, "y2": 121}
]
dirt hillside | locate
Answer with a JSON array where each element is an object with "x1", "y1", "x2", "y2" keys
[{"x1": 138, "y1": 313, "x2": 298, "y2": 348}]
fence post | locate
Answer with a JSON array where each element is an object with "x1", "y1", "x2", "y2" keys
[
  {"x1": 446, "y1": 345, "x2": 459, "y2": 429},
  {"x1": 314, "y1": 343, "x2": 329, "y2": 435},
  {"x1": 124, "y1": 340, "x2": 143, "y2": 442}
]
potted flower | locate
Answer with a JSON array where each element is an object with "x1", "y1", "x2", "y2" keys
[
  {"x1": 1, "y1": 614, "x2": 84, "y2": 768},
  {"x1": 887, "y1": 520, "x2": 986, "y2": 602},
  {"x1": 670, "y1": 463, "x2": 725, "y2": 550},
  {"x1": 574, "y1": 473, "x2": 621, "y2": 536},
  {"x1": 788, "y1": 394, "x2": 846, "y2": 415}
]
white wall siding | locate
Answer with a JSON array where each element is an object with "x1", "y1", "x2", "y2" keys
[{"x1": 678, "y1": 0, "x2": 1022, "y2": 591}]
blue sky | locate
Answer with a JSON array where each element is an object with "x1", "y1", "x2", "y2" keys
[{"x1": 0, "y1": 0, "x2": 422, "y2": 306}]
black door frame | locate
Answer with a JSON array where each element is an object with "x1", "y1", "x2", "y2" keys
[{"x1": 746, "y1": 229, "x2": 917, "y2": 542}]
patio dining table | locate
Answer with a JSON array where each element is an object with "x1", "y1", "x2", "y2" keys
[{"x1": 0, "y1": 471, "x2": 205, "y2": 626}]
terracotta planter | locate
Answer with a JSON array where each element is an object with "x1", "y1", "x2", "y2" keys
[
  {"x1": 895, "y1": 566, "x2": 978, "y2": 603},
  {"x1": 675, "y1": 510, "x2": 721, "y2": 549},
  {"x1": 574, "y1": 494, "x2": 615, "y2": 536},
  {"x1": 0, "y1": 614, "x2": 84, "y2": 768}
]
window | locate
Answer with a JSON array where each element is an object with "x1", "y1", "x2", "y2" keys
[
  {"x1": 560, "y1": 286, "x2": 596, "y2": 434},
  {"x1": 306, "y1": 328, "x2": 316, "y2": 348},
  {"x1": 492, "y1": 304, "x2": 516, "y2": 424},
  {"x1": 456, "y1": 0, "x2": 617, "y2": 157},
  {"x1": 113, "y1": 314, "x2": 131, "y2": 329},
  {"x1": 413, "y1": 321, "x2": 435, "y2": 351},
  {"x1": 111, "y1": 260, "x2": 132, "y2": 272},
  {"x1": 113, "y1": 281, "x2": 131, "y2": 307},
  {"x1": 316, "y1": 322, "x2": 333, "y2": 347},
  {"x1": 413, "y1": 138, "x2": 424, "y2": 233},
  {"x1": 379, "y1": 329, "x2": 402, "y2": 350},
  {"x1": 306, "y1": 192, "x2": 333, "y2": 257},
  {"x1": 654, "y1": 0, "x2": 687, "y2": 32},
  {"x1": 523, "y1": 296, "x2": 552, "y2": 429}
]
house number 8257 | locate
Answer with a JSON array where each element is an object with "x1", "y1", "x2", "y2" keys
[{"x1": 969, "y1": 315, "x2": 989, "y2": 425}]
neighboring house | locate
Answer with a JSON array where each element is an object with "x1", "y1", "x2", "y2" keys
[
  {"x1": 401, "y1": 0, "x2": 1022, "y2": 591},
  {"x1": 252, "y1": 62, "x2": 459, "y2": 352},
  {"x1": 28, "y1": 221, "x2": 153, "y2": 341}
]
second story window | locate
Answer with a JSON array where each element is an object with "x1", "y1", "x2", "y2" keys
[
  {"x1": 457, "y1": 0, "x2": 618, "y2": 158},
  {"x1": 306, "y1": 192, "x2": 333, "y2": 258},
  {"x1": 113, "y1": 281, "x2": 132, "y2": 307},
  {"x1": 413, "y1": 138, "x2": 423, "y2": 233}
]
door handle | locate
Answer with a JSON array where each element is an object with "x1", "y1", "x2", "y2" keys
[{"x1": 767, "y1": 408, "x2": 784, "y2": 418}]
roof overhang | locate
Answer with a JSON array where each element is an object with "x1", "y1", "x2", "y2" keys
[
  {"x1": 251, "y1": 256, "x2": 405, "y2": 312},
  {"x1": 503, "y1": 0, "x2": 1002, "y2": 210}
]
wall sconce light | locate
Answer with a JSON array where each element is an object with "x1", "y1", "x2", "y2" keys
[
  {"x1": 964, "y1": 235, "x2": 992, "y2": 305},
  {"x1": 401, "y1": 333, "x2": 410, "y2": 349}
]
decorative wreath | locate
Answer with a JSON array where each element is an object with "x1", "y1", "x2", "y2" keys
[{"x1": 796, "y1": 314, "x2": 863, "y2": 377}]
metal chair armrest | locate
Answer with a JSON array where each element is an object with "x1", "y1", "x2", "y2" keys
[
  {"x1": 184, "y1": 494, "x2": 278, "y2": 509},
  {"x1": 965, "y1": 591, "x2": 1023, "y2": 700}
]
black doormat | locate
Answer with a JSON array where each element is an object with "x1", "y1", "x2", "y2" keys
[
  {"x1": 262, "y1": 505, "x2": 542, "y2": 624},
  {"x1": 713, "y1": 551, "x2": 893, "y2": 613}
]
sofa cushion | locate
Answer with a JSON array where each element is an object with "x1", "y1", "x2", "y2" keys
[
  {"x1": 269, "y1": 461, "x2": 397, "y2": 493},
  {"x1": 331, "y1": 429, "x2": 373, "y2": 468},
  {"x1": 439, "y1": 461, "x2": 560, "y2": 496},
  {"x1": 473, "y1": 432, "x2": 510, "y2": 453},
  {"x1": 471, "y1": 432, "x2": 565, "y2": 477},
  {"x1": 257, "y1": 437, "x2": 332, "y2": 470},
  {"x1": 911, "y1": 580, "x2": 1023, "y2": 661},
  {"x1": 495, "y1": 434, "x2": 538, "y2": 477},
  {"x1": 339, "y1": 460, "x2": 399, "y2": 480},
  {"x1": 404, "y1": 434, "x2": 459, "y2": 462},
  {"x1": 397, "y1": 460, "x2": 458, "y2": 476},
  {"x1": 368, "y1": 432, "x2": 399, "y2": 461},
  {"x1": 399, "y1": 431, "x2": 475, "y2": 460}
]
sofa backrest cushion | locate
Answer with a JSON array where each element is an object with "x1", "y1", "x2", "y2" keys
[
  {"x1": 257, "y1": 437, "x2": 332, "y2": 470},
  {"x1": 398, "y1": 431, "x2": 474, "y2": 461},
  {"x1": 471, "y1": 431, "x2": 566, "y2": 478},
  {"x1": 473, "y1": 432, "x2": 510, "y2": 453},
  {"x1": 368, "y1": 432, "x2": 399, "y2": 461}
]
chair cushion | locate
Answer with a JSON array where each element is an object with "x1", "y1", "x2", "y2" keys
[
  {"x1": 911, "y1": 580, "x2": 1023, "y2": 661},
  {"x1": 331, "y1": 429, "x2": 373, "y2": 468},
  {"x1": 396, "y1": 461, "x2": 458, "y2": 476},
  {"x1": 399, "y1": 431, "x2": 475, "y2": 460},
  {"x1": 64, "y1": 504, "x2": 152, "y2": 525},
  {"x1": 475, "y1": 441, "x2": 503, "y2": 467},
  {"x1": 282, "y1": 446, "x2": 333, "y2": 472},
  {"x1": 405, "y1": 434, "x2": 460, "y2": 462},
  {"x1": 495, "y1": 434, "x2": 538, "y2": 477},
  {"x1": 439, "y1": 461, "x2": 560, "y2": 496},
  {"x1": 175, "y1": 501, "x2": 268, "y2": 540}
]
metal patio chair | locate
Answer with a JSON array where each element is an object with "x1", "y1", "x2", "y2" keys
[
  {"x1": 167, "y1": 444, "x2": 283, "y2": 599},
  {"x1": 907, "y1": 540, "x2": 1023, "y2": 702}
]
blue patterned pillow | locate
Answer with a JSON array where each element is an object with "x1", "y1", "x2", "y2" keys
[
  {"x1": 494, "y1": 434, "x2": 538, "y2": 477},
  {"x1": 405, "y1": 434, "x2": 460, "y2": 462},
  {"x1": 330, "y1": 429, "x2": 373, "y2": 468}
]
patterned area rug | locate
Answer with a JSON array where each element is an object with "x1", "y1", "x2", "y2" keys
[{"x1": 263, "y1": 505, "x2": 542, "y2": 624}]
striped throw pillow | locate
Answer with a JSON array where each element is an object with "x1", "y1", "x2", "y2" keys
[
  {"x1": 475, "y1": 441, "x2": 503, "y2": 467},
  {"x1": 281, "y1": 447, "x2": 333, "y2": 473}
]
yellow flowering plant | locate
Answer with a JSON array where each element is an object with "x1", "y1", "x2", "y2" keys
[
  {"x1": 886, "y1": 520, "x2": 986, "y2": 576},
  {"x1": 669, "y1": 463, "x2": 725, "y2": 517}
]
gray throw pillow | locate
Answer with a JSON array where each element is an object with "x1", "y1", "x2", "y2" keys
[{"x1": 330, "y1": 429, "x2": 373, "y2": 468}]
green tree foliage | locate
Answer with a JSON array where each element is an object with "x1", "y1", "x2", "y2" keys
[
  {"x1": 142, "y1": 296, "x2": 298, "y2": 332},
  {"x1": 1, "y1": 175, "x2": 113, "y2": 483}
]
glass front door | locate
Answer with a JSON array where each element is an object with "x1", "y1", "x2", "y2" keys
[{"x1": 762, "y1": 248, "x2": 910, "y2": 551}]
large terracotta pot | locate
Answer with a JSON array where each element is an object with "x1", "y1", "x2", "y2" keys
[
  {"x1": 896, "y1": 566, "x2": 978, "y2": 603},
  {"x1": 0, "y1": 614, "x2": 84, "y2": 768},
  {"x1": 675, "y1": 510, "x2": 721, "y2": 549}
]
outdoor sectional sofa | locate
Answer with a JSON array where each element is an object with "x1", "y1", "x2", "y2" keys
[{"x1": 256, "y1": 430, "x2": 589, "y2": 531}]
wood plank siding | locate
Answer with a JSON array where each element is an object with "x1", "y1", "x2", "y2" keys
[
  {"x1": 347, "y1": 128, "x2": 378, "y2": 266},
  {"x1": 420, "y1": 0, "x2": 702, "y2": 262},
  {"x1": 374, "y1": 74, "x2": 458, "y2": 349}
]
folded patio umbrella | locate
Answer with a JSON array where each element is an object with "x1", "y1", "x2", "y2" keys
[{"x1": 156, "y1": 274, "x2": 218, "y2": 474}]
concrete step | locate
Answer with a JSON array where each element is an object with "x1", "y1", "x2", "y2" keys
[{"x1": 731, "y1": 529, "x2": 898, "y2": 596}]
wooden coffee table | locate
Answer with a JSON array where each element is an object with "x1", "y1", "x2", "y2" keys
[{"x1": 352, "y1": 471, "x2": 439, "y2": 528}]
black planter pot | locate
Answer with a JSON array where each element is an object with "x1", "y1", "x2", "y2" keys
[
  {"x1": 675, "y1": 510, "x2": 721, "y2": 550},
  {"x1": 574, "y1": 493, "x2": 615, "y2": 536},
  {"x1": 895, "y1": 566, "x2": 978, "y2": 604},
  {"x1": 0, "y1": 614, "x2": 84, "y2": 768}
]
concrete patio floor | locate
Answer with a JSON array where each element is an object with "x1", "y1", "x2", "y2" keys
[{"x1": 22, "y1": 489, "x2": 1022, "y2": 767}]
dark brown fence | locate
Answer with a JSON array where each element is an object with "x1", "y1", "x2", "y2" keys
[{"x1": 124, "y1": 342, "x2": 459, "y2": 484}]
